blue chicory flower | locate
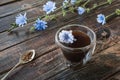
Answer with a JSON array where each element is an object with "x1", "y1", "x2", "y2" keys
[
  {"x1": 97, "y1": 14, "x2": 106, "y2": 25},
  {"x1": 71, "y1": 0, "x2": 76, "y2": 5},
  {"x1": 15, "y1": 12, "x2": 27, "y2": 27},
  {"x1": 77, "y1": 7, "x2": 85, "y2": 15},
  {"x1": 58, "y1": 30, "x2": 76, "y2": 44},
  {"x1": 43, "y1": 1, "x2": 56, "y2": 14},
  {"x1": 34, "y1": 18, "x2": 47, "y2": 31}
]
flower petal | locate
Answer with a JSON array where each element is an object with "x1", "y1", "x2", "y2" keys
[
  {"x1": 34, "y1": 18, "x2": 48, "y2": 31},
  {"x1": 58, "y1": 30, "x2": 76, "y2": 43},
  {"x1": 43, "y1": 1, "x2": 56, "y2": 14}
]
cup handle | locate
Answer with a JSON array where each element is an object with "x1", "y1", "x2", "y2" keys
[{"x1": 83, "y1": 42, "x2": 96, "y2": 64}]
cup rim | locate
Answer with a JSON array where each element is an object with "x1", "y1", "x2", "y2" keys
[{"x1": 55, "y1": 24, "x2": 96, "y2": 50}]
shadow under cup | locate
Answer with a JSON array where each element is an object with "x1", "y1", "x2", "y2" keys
[{"x1": 55, "y1": 24, "x2": 96, "y2": 65}]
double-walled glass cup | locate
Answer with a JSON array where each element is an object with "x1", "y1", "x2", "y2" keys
[{"x1": 55, "y1": 24, "x2": 96, "y2": 66}]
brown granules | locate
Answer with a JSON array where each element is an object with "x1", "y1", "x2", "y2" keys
[{"x1": 22, "y1": 52, "x2": 33, "y2": 61}]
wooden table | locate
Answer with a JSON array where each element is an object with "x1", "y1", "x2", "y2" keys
[{"x1": 0, "y1": 0, "x2": 120, "y2": 80}]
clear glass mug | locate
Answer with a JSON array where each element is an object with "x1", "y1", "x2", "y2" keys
[{"x1": 55, "y1": 24, "x2": 96, "y2": 66}]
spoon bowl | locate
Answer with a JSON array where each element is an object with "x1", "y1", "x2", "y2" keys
[{"x1": 20, "y1": 49, "x2": 35, "y2": 64}]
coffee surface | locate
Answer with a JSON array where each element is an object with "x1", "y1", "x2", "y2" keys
[
  {"x1": 62, "y1": 30, "x2": 90, "y2": 48},
  {"x1": 61, "y1": 30, "x2": 91, "y2": 62}
]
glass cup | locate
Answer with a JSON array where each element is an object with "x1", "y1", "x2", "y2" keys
[{"x1": 55, "y1": 24, "x2": 96, "y2": 67}]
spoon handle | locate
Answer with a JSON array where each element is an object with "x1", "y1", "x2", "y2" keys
[{"x1": 1, "y1": 62, "x2": 20, "y2": 80}]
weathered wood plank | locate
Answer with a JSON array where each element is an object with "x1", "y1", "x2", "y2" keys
[
  {"x1": 0, "y1": 0, "x2": 118, "y2": 32},
  {"x1": 0, "y1": 0, "x2": 120, "y2": 80},
  {"x1": 0, "y1": 27, "x2": 59, "y2": 74},
  {"x1": 0, "y1": 2, "x2": 119, "y2": 75},
  {"x1": 0, "y1": 13, "x2": 77, "y2": 51},
  {"x1": 1, "y1": 49, "x2": 66, "y2": 80},
  {"x1": 0, "y1": 2, "x2": 119, "y2": 52},
  {"x1": 106, "y1": 72, "x2": 120, "y2": 80},
  {"x1": 0, "y1": 11, "x2": 82, "y2": 76},
  {"x1": 101, "y1": 67, "x2": 120, "y2": 80},
  {"x1": 0, "y1": 0, "x2": 19, "y2": 6},
  {"x1": 100, "y1": 41, "x2": 120, "y2": 55},
  {"x1": 0, "y1": 0, "x2": 40, "y2": 16},
  {"x1": 49, "y1": 43, "x2": 120, "y2": 80},
  {"x1": 0, "y1": 0, "x2": 62, "y2": 32},
  {"x1": 0, "y1": 13, "x2": 83, "y2": 78},
  {"x1": 0, "y1": 27, "x2": 119, "y2": 80},
  {"x1": 0, "y1": 6, "x2": 42, "y2": 33},
  {"x1": 1, "y1": 42, "x2": 119, "y2": 80}
]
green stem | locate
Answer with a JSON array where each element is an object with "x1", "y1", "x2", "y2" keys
[
  {"x1": 29, "y1": 26, "x2": 35, "y2": 32},
  {"x1": 9, "y1": 0, "x2": 113, "y2": 32},
  {"x1": 8, "y1": 24, "x2": 18, "y2": 32},
  {"x1": 75, "y1": 0, "x2": 83, "y2": 6},
  {"x1": 82, "y1": 0, "x2": 90, "y2": 7},
  {"x1": 90, "y1": 1, "x2": 108, "y2": 11},
  {"x1": 106, "y1": 12, "x2": 116, "y2": 19},
  {"x1": 30, "y1": 1, "x2": 112, "y2": 24},
  {"x1": 105, "y1": 8, "x2": 120, "y2": 22}
]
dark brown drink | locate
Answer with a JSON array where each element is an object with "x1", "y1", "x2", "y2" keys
[{"x1": 61, "y1": 30, "x2": 90, "y2": 62}]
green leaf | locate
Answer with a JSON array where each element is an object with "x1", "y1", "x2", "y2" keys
[
  {"x1": 44, "y1": 15, "x2": 56, "y2": 20},
  {"x1": 76, "y1": 0, "x2": 82, "y2": 6},
  {"x1": 49, "y1": 15, "x2": 56, "y2": 20},
  {"x1": 62, "y1": 9, "x2": 67, "y2": 16},
  {"x1": 44, "y1": 15, "x2": 49, "y2": 20},
  {"x1": 8, "y1": 23, "x2": 18, "y2": 32},
  {"x1": 115, "y1": 9, "x2": 120, "y2": 15},
  {"x1": 69, "y1": 6, "x2": 75, "y2": 13},
  {"x1": 82, "y1": 0, "x2": 90, "y2": 7},
  {"x1": 86, "y1": 8, "x2": 90, "y2": 13},
  {"x1": 93, "y1": 4, "x2": 97, "y2": 8},
  {"x1": 107, "y1": 0, "x2": 113, "y2": 4},
  {"x1": 29, "y1": 26, "x2": 35, "y2": 32}
]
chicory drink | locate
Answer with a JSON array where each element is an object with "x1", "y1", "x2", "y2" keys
[
  {"x1": 55, "y1": 24, "x2": 96, "y2": 65},
  {"x1": 60, "y1": 30, "x2": 90, "y2": 62}
]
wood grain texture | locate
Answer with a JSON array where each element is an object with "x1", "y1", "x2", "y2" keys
[
  {"x1": 0, "y1": 13, "x2": 119, "y2": 75},
  {"x1": 0, "y1": 0, "x2": 120, "y2": 80},
  {"x1": 0, "y1": 0, "x2": 62, "y2": 32},
  {"x1": 0, "y1": 0, "x2": 40, "y2": 18},
  {"x1": 50, "y1": 43, "x2": 120, "y2": 80},
  {"x1": 4, "y1": 49, "x2": 66, "y2": 80},
  {"x1": 0, "y1": 0, "x2": 20, "y2": 6},
  {"x1": 0, "y1": 1, "x2": 119, "y2": 51},
  {"x1": 0, "y1": 28, "x2": 58, "y2": 74},
  {"x1": 0, "y1": 1, "x2": 42, "y2": 32},
  {"x1": 1, "y1": 40, "x2": 119, "y2": 80}
]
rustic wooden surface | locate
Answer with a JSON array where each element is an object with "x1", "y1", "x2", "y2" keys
[{"x1": 0, "y1": 0, "x2": 120, "y2": 80}]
